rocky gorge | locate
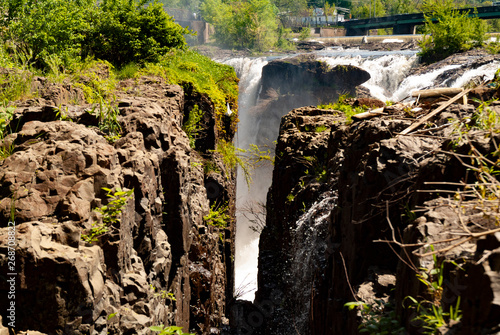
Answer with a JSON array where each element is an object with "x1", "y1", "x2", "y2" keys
[
  {"x1": 228, "y1": 49, "x2": 500, "y2": 335},
  {"x1": 1, "y1": 44, "x2": 500, "y2": 335}
]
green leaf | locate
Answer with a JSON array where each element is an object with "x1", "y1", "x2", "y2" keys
[
  {"x1": 149, "y1": 325, "x2": 165, "y2": 331},
  {"x1": 344, "y1": 301, "x2": 366, "y2": 310}
]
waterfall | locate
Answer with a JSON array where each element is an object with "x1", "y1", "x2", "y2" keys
[
  {"x1": 221, "y1": 50, "x2": 500, "y2": 304},
  {"x1": 317, "y1": 51, "x2": 419, "y2": 101},
  {"x1": 223, "y1": 57, "x2": 271, "y2": 302},
  {"x1": 288, "y1": 191, "x2": 337, "y2": 334}
]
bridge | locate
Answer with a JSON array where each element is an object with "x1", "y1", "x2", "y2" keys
[{"x1": 341, "y1": 5, "x2": 500, "y2": 36}]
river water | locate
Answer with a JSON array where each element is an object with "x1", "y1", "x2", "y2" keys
[{"x1": 221, "y1": 48, "x2": 500, "y2": 302}]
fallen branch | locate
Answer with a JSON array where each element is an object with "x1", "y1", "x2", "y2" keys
[
  {"x1": 414, "y1": 227, "x2": 500, "y2": 257},
  {"x1": 351, "y1": 107, "x2": 385, "y2": 121},
  {"x1": 399, "y1": 88, "x2": 472, "y2": 135},
  {"x1": 411, "y1": 87, "x2": 463, "y2": 99}
]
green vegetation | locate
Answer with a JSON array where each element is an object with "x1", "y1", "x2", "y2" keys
[
  {"x1": 182, "y1": 105, "x2": 204, "y2": 148},
  {"x1": 418, "y1": 0, "x2": 487, "y2": 63},
  {"x1": 150, "y1": 325, "x2": 194, "y2": 335},
  {"x1": 0, "y1": 105, "x2": 15, "y2": 159},
  {"x1": 90, "y1": 98, "x2": 122, "y2": 143},
  {"x1": 1, "y1": 0, "x2": 189, "y2": 69},
  {"x1": 149, "y1": 284, "x2": 176, "y2": 301},
  {"x1": 214, "y1": 140, "x2": 273, "y2": 185},
  {"x1": 318, "y1": 94, "x2": 367, "y2": 123},
  {"x1": 146, "y1": 49, "x2": 239, "y2": 136},
  {"x1": 345, "y1": 300, "x2": 405, "y2": 334},
  {"x1": 200, "y1": 0, "x2": 278, "y2": 51},
  {"x1": 351, "y1": 0, "x2": 388, "y2": 19},
  {"x1": 345, "y1": 250, "x2": 462, "y2": 334},
  {"x1": 0, "y1": 69, "x2": 34, "y2": 103},
  {"x1": 403, "y1": 247, "x2": 463, "y2": 334},
  {"x1": 298, "y1": 27, "x2": 311, "y2": 41},
  {"x1": 315, "y1": 125, "x2": 329, "y2": 132},
  {"x1": 203, "y1": 203, "x2": 230, "y2": 228},
  {"x1": 81, "y1": 188, "x2": 134, "y2": 244},
  {"x1": 0, "y1": 0, "x2": 238, "y2": 150},
  {"x1": 215, "y1": 139, "x2": 250, "y2": 177}
]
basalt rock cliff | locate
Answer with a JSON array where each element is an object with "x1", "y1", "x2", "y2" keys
[
  {"x1": 247, "y1": 86, "x2": 500, "y2": 334},
  {"x1": 251, "y1": 54, "x2": 371, "y2": 148},
  {"x1": 0, "y1": 72, "x2": 236, "y2": 334}
]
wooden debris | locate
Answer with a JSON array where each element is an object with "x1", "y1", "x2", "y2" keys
[
  {"x1": 399, "y1": 88, "x2": 472, "y2": 135},
  {"x1": 411, "y1": 87, "x2": 463, "y2": 98},
  {"x1": 351, "y1": 107, "x2": 385, "y2": 120}
]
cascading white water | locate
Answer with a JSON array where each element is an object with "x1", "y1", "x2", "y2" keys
[
  {"x1": 222, "y1": 50, "x2": 500, "y2": 304},
  {"x1": 288, "y1": 191, "x2": 337, "y2": 334},
  {"x1": 317, "y1": 50, "x2": 419, "y2": 101},
  {"x1": 223, "y1": 57, "x2": 270, "y2": 302},
  {"x1": 449, "y1": 61, "x2": 500, "y2": 87}
]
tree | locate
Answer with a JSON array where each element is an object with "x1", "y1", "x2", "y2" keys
[
  {"x1": 323, "y1": 2, "x2": 335, "y2": 17},
  {"x1": 200, "y1": 0, "x2": 278, "y2": 51},
  {"x1": 272, "y1": 0, "x2": 307, "y2": 16},
  {"x1": 418, "y1": 0, "x2": 487, "y2": 63},
  {"x1": 384, "y1": 0, "x2": 419, "y2": 15},
  {"x1": 4, "y1": 0, "x2": 94, "y2": 67},
  {"x1": 0, "y1": 0, "x2": 190, "y2": 69},
  {"x1": 85, "y1": 0, "x2": 190, "y2": 66},
  {"x1": 351, "y1": 0, "x2": 386, "y2": 19}
]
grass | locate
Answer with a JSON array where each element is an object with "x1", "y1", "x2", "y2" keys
[
  {"x1": 0, "y1": 44, "x2": 238, "y2": 153},
  {"x1": 142, "y1": 49, "x2": 239, "y2": 137},
  {"x1": 0, "y1": 69, "x2": 35, "y2": 103},
  {"x1": 0, "y1": 105, "x2": 15, "y2": 159},
  {"x1": 318, "y1": 94, "x2": 367, "y2": 124}
]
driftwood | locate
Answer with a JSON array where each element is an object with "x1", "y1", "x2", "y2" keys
[
  {"x1": 399, "y1": 88, "x2": 472, "y2": 135},
  {"x1": 351, "y1": 107, "x2": 385, "y2": 120},
  {"x1": 411, "y1": 87, "x2": 463, "y2": 98}
]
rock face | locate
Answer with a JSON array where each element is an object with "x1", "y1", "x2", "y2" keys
[
  {"x1": 260, "y1": 54, "x2": 370, "y2": 102},
  {"x1": 0, "y1": 76, "x2": 235, "y2": 334},
  {"x1": 252, "y1": 54, "x2": 370, "y2": 154},
  {"x1": 253, "y1": 93, "x2": 500, "y2": 334}
]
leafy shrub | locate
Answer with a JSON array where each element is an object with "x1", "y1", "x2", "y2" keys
[
  {"x1": 298, "y1": 27, "x2": 311, "y2": 41},
  {"x1": 84, "y1": 0, "x2": 190, "y2": 67},
  {"x1": 0, "y1": 0, "x2": 190, "y2": 69},
  {"x1": 82, "y1": 187, "x2": 133, "y2": 244},
  {"x1": 203, "y1": 203, "x2": 229, "y2": 229},
  {"x1": 182, "y1": 104, "x2": 204, "y2": 148},
  {"x1": 3, "y1": 0, "x2": 93, "y2": 68},
  {"x1": 276, "y1": 26, "x2": 295, "y2": 50},
  {"x1": 418, "y1": 0, "x2": 487, "y2": 64}
]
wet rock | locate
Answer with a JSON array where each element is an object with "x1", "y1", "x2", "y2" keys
[{"x1": 261, "y1": 54, "x2": 370, "y2": 103}]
